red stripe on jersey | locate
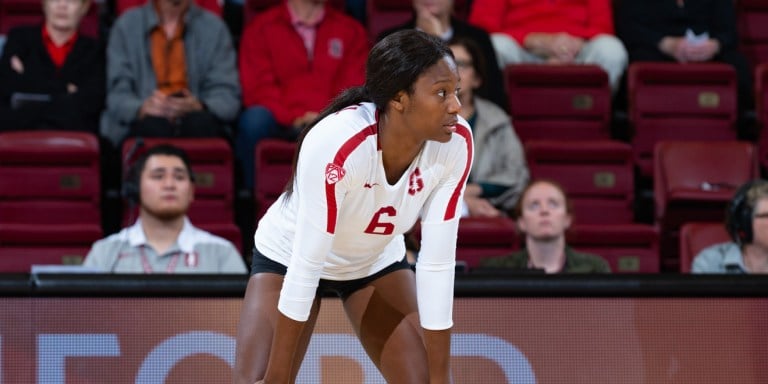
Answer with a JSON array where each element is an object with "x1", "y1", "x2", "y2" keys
[
  {"x1": 444, "y1": 123, "x2": 473, "y2": 221},
  {"x1": 325, "y1": 121, "x2": 378, "y2": 233}
]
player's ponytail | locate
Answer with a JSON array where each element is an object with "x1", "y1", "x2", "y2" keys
[
  {"x1": 284, "y1": 30, "x2": 452, "y2": 199},
  {"x1": 310, "y1": 86, "x2": 371, "y2": 128},
  {"x1": 283, "y1": 86, "x2": 372, "y2": 198}
]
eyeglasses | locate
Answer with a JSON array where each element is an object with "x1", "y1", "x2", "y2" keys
[
  {"x1": 46, "y1": 0, "x2": 84, "y2": 4},
  {"x1": 455, "y1": 59, "x2": 473, "y2": 69}
]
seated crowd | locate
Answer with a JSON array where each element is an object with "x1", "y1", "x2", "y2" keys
[{"x1": 0, "y1": 0, "x2": 764, "y2": 274}]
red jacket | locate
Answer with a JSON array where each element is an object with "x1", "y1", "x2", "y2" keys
[
  {"x1": 469, "y1": 0, "x2": 615, "y2": 44},
  {"x1": 239, "y1": 3, "x2": 369, "y2": 126}
]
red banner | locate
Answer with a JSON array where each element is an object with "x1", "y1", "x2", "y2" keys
[{"x1": 1, "y1": 297, "x2": 766, "y2": 383}]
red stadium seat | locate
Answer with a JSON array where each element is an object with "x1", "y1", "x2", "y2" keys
[
  {"x1": 504, "y1": 64, "x2": 612, "y2": 143},
  {"x1": 0, "y1": 131, "x2": 101, "y2": 225},
  {"x1": 567, "y1": 224, "x2": 660, "y2": 273},
  {"x1": 736, "y1": 0, "x2": 768, "y2": 70},
  {"x1": 654, "y1": 140, "x2": 758, "y2": 271},
  {"x1": 254, "y1": 139, "x2": 296, "y2": 221},
  {"x1": 121, "y1": 137, "x2": 235, "y2": 226},
  {"x1": 754, "y1": 63, "x2": 768, "y2": 173},
  {"x1": 525, "y1": 139, "x2": 634, "y2": 224},
  {"x1": 411, "y1": 216, "x2": 518, "y2": 271},
  {"x1": 121, "y1": 137, "x2": 242, "y2": 253},
  {"x1": 455, "y1": 217, "x2": 518, "y2": 270},
  {"x1": 366, "y1": 0, "x2": 470, "y2": 42},
  {"x1": 116, "y1": 0, "x2": 222, "y2": 16},
  {"x1": 679, "y1": 222, "x2": 731, "y2": 273},
  {"x1": 196, "y1": 222, "x2": 243, "y2": 253},
  {"x1": 627, "y1": 62, "x2": 739, "y2": 178},
  {"x1": 366, "y1": 0, "x2": 412, "y2": 42},
  {"x1": 0, "y1": 0, "x2": 99, "y2": 37},
  {"x1": 0, "y1": 131, "x2": 102, "y2": 271},
  {"x1": 0, "y1": 224, "x2": 101, "y2": 272}
]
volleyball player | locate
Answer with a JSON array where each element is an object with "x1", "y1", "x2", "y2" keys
[{"x1": 234, "y1": 30, "x2": 473, "y2": 384}]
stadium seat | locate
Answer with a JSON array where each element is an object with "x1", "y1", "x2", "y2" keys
[
  {"x1": 196, "y1": 222, "x2": 243, "y2": 253},
  {"x1": 678, "y1": 222, "x2": 731, "y2": 273},
  {"x1": 504, "y1": 64, "x2": 612, "y2": 143},
  {"x1": 627, "y1": 62, "x2": 739, "y2": 178},
  {"x1": 116, "y1": 0, "x2": 222, "y2": 16},
  {"x1": 0, "y1": 224, "x2": 101, "y2": 272},
  {"x1": 365, "y1": 0, "x2": 470, "y2": 42},
  {"x1": 525, "y1": 139, "x2": 634, "y2": 224},
  {"x1": 121, "y1": 137, "x2": 236, "y2": 225},
  {"x1": 254, "y1": 139, "x2": 296, "y2": 221},
  {"x1": 754, "y1": 63, "x2": 768, "y2": 173},
  {"x1": 736, "y1": 0, "x2": 768, "y2": 70},
  {"x1": 567, "y1": 224, "x2": 660, "y2": 273},
  {"x1": 654, "y1": 140, "x2": 758, "y2": 271},
  {"x1": 410, "y1": 216, "x2": 518, "y2": 271},
  {"x1": 366, "y1": 0, "x2": 413, "y2": 42},
  {"x1": 0, "y1": 131, "x2": 102, "y2": 271},
  {"x1": 0, "y1": 131, "x2": 101, "y2": 225},
  {"x1": 0, "y1": 0, "x2": 99, "y2": 37},
  {"x1": 455, "y1": 217, "x2": 518, "y2": 270}
]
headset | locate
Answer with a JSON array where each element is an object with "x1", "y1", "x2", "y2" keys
[
  {"x1": 121, "y1": 138, "x2": 145, "y2": 206},
  {"x1": 726, "y1": 179, "x2": 768, "y2": 245},
  {"x1": 121, "y1": 141, "x2": 198, "y2": 207}
]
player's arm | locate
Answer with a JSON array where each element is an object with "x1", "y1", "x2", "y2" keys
[
  {"x1": 416, "y1": 126, "x2": 473, "y2": 383},
  {"x1": 416, "y1": 125, "x2": 473, "y2": 383},
  {"x1": 264, "y1": 124, "x2": 352, "y2": 381},
  {"x1": 261, "y1": 312, "x2": 309, "y2": 382}
]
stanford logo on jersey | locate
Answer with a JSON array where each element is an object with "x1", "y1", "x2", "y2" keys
[
  {"x1": 408, "y1": 168, "x2": 424, "y2": 195},
  {"x1": 325, "y1": 163, "x2": 346, "y2": 184}
]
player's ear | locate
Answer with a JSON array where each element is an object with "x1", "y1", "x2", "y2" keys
[{"x1": 389, "y1": 90, "x2": 408, "y2": 112}]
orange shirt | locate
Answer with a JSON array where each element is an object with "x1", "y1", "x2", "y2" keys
[
  {"x1": 149, "y1": 18, "x2": 188, "y2": 95},
  {"x1": 42, "y1": 25, "x2": 78, "y2": 69}
]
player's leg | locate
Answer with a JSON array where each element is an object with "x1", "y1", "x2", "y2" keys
[
  {"x1": 233, "y1": 273, "x2": 283, "y2": 384},
  {"x1": 234, "y1": 272, "x2": 322, "y2": 384},
  {"x1": 342, "y1": 268, "x2": 429, "y2": 383},
  {"x1": 289, "y1": 295, "x2": 322, "y2": 381}
]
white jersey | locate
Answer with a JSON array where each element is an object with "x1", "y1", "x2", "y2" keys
[{"x1": 255, "y1": 102, "x2": 473, "y2": 329}]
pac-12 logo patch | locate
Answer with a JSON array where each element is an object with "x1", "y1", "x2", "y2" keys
[
  {"x1": 328, "y1": 38, "x2": 343, "y2": 58},
  {"x1": 408, "y1": 167, "x2": 424, "y2": 195},
  {"x1": 325, "y1": 163, "x2": 346, "y2": 184}
]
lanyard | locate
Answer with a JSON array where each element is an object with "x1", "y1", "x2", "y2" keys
[{"x1": 139, "y1": 247, "x2": 181, "y2": 274}]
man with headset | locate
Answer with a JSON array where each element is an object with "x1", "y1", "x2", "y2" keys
[
  {"x1": 82, "y1": 144, "x2": 247, "y2": 274},
  {"x1": 692, "y1": 179, "x2": 768, "y2": 274}
]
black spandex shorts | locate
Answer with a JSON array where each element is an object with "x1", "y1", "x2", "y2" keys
[{"x1": 250, "y1": 247, "x2": 411, "y2": 299}]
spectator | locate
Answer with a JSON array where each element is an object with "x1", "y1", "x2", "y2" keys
[
  {"x1": 615, "y1": 0, "x2": 753, "y2": 113},
  {"x1": 468, "y1": 0, "x2": 628, "y2": 93},
  {"x1": 379, "y1": 0, "x2": 508, "y2": 111},
  {"x1": 479, "y1": 180, "x2": 611, "y2": 273},
  {"x1": 100, "y1": 0, "x2": 240, "y2": 149},
  {"x1": 0, "y1": 0, "x2": 105, "y2": 133},
  {"x1": 236, "y1": 0, "x2": 368, "y2": 189},
  {"x1": 449, "y1": 36, "x2": 528, "y2": 217},
  {"x1": 692, "y1": 179, "x2": 768, "y2": 274},
  {"x1": 83, "y1": 144, "x2": 247, "y2": 274}
]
